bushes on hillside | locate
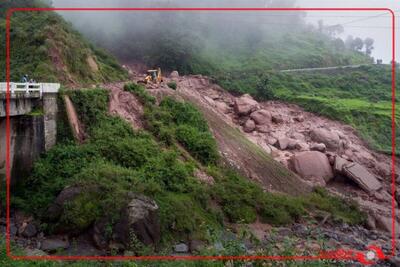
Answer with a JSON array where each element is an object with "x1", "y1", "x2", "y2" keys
[
  {"x1": 145, "y1": 97, "x2": 219, "y2": 165},
  {"x1": 124, "y1": 83, "x2": 156, "y2": 106},
  {"x1": 67, "y1": 88, "x2": 109, "y2": 128},
  {"x1": 176, "y1": 125, "x2": 219, "y2": 165},
  {"x1": 211, "y1": 169, "x2": 365, "y2": 226},
  {"x1": 167, "y1": 81, "x2": 177, "y2": 90}
]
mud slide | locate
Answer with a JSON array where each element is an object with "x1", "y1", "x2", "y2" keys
[
  {"x1": 175, "y1": 78, "x2": 311, "y2": 196},
  {"x1": 106, "y1": 82, "x2": 144, "y2": 129},
  {"x1": 63, "y1": 95, "x2": 86, "y2": 143}
]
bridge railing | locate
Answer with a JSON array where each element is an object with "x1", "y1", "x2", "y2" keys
[{"x1": 0, "y1": 82, "x2": 60, "y2": 98}]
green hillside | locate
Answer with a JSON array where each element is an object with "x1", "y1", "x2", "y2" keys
[
  {"x1": 12, "y1": 86, "x2": 364, "y2": 256},
  {"x1": 0, "y1": 0, "x2": 127, "y2": 85},
  {"x1": 262, "y1": 65, "x2": 398, "y2": 154},
  {"x1": 191, "y1": 31, "x2": 371, "y2": 93}
]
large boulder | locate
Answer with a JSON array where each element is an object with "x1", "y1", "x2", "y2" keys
[
  {"x1": 374, "y1": 215, "x2": 400, "y2": 236},
  {"x1": 250, "y1": 109, "x2": 271, "y2": 125},
  {"x1": 243, "y1": 119, "x2": 256, "y2": 133},
  {"x1": 376, "y1": 162, "x2": 391, "y2": 177},
  {"x1": 215, "y1": 101, "x2": 230, "y2": 114},
  {"x1": 46, "y1": 186, "x2": 83, "y2": 221},
  {"x1": 343, "y1": 163, "x2": 382, "y2": 193},
  {"x1": 333, "y1": 156, "x2": 351, "y2": 174},
  {"x1": 310, "y1": 128, "x2": 340, "y2": 149},
  {"x1": 288, "y1": 151, "x2": 334, "y2": 182},
  {"x1": 113, "y1": 194, "x2": 160, "y2": 248},
  {"x1": 41, "y1": 237, "x2": 70, "y2": 252},
  {"x1": 170, "y1": 70, "x2": 179, "y2": 78},
  {"x1": 234, "y1": 94, "x2": 258, "y2": 116},
  {"x1": 310, "y1": 143, "x2": 326, "y2": 152},
  {"x1": 277, "y1": 137, "x2": 297, "y2": 150}
]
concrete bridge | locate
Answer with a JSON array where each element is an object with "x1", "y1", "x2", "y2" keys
[{"x1": 0, "y1": 82, "x2": 60, "y2": 185}]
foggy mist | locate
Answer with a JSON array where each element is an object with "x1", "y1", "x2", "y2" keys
[{"x1": 51, "y1": 0, "x2": 398, "y2": 64}]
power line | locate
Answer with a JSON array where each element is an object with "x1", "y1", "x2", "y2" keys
[{"x1": 341, "y1": 11, "x2": 395, "y2": 26}]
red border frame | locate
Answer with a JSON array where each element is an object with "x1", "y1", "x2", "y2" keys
[{"x1": 4, "y1": 7, "x2": 396, "y2": 265}]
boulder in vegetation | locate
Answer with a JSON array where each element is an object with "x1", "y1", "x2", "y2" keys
[
  {"x1": 174, "y1": 243, "x2": 189, "y2": 253},
  {"x1": 20, "y1": 223, "x2": 37, "y2": 238},
  {"x1": 113, "y1": 194, "x2": 160, "y2": 247},
  {"x1": 41, "y1": 237, "x2": 70, "y2": 252},
  {"x1": 46, "y1": 186, "x2": 83, "y2": 221}
]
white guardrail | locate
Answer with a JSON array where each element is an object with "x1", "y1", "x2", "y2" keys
[{"x1": 0, "y1": 82, "x2": 60, "y2": 98}]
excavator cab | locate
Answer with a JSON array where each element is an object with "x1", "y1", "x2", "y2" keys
[{"x1": 142, "y1": 68, "x2": 163, "y2": 84}]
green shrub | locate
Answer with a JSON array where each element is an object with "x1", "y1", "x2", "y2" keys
[
  {"x1": 176, "y1": 125, "x2": 219, "y2": 165},
  {"x1": 145, "y1": 97, "x2": 219, "y2": 164},
  {"x1": 159, "y1": 97, "x2": 209, "y2": 132},
  {"x1": 211, "y1": 169, "x2": 364, "y2": 226},
  {"x1": 304, "y1": 187, "x2": 366, "y2": 225},
  {"x1": 167, "y1": 81, "x2": 177, "y2": 90},
  {"x1": 67, "y1": 88, "x2": 109, "y2": 129},
  {"x1": 0, "y1": 5, "x2": 127, "y2": 84},
  {"x1": 96, "y1": 137, "x2": 160, "y2": 168},
  {"x1": 13, "y1": 144, "x2": 100, "y2": 215},
  {"x1": 124, "y1": 82, "x2": 156, "y2": 106}
]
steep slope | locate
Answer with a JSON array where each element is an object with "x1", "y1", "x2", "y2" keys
[
  {"x1": 0, "y1": 0, "x2": 128, "y2": 85},
  {"x1": 268, "y1": 65, "x2": 399, "y2": 154},
  {"x1": 175, "y1": 76, "x2": 311, "y2": 195}
]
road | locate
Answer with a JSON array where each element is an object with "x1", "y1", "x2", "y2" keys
[{"x1": 279, "y1": 63, "x2": 378, "y2": 73}]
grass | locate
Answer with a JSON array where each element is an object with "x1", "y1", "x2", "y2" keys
[
  {"x1": 123, "y1": 83, "x2": 156, "y2": 106},
  {"x1": 0, "y1": 235, "x2": 345, "y2": 267},
  {"x1": 143, "y1": 95, "x2": 219, "y2": 165}
]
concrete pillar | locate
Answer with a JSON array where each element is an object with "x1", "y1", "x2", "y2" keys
[
  {"x1": 42, "y1": 93, "x2": 58, "y2": 151},
  {"x1": 0, "y1": 118, "x2": 15, "y2": 183}
]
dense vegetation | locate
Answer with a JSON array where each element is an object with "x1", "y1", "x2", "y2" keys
[
  {"x1": 0, "y1": 0, "x2": 128, "y2": 84},
  {"x1": 261, "y1": 65, "x2": 399, "y2": 154},
  {"x1": 12, "y1": 87, "x2": 365, "y2": 256}
]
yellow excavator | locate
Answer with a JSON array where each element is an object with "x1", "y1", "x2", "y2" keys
[{"x1": 138, "y1": 68, "x2": 163, "y2": 84}]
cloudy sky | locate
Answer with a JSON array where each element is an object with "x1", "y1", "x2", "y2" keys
[
  {"x1": 296, "y1": 0, "x2": 399, "y2": 63},
  {"x1": 52, "y1": 0, "x2": 399, "y2": 63}
]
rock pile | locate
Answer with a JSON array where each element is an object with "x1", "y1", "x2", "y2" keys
[{"x1": 200, "y1": 89, "x2": 396, "y2": 226}]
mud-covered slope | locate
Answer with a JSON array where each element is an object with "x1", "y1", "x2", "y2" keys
[
  {"x1": 155, "y1": 73, "x2": 398, "y2": 231},
  {"x1": 175, "y1": 77, "x2": 311, "y2": 195}
]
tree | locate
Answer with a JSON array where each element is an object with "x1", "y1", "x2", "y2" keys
[
  {"x1": 255, "y1": 75, "x2": 274, "y2": 100},
  {"x1": 364, "y1": 37, "x2": 374, "y2": 56},
  {"x1": 353, "y1": 37, "x2": 364, "y2": 51},
  {"x1": 325, "y1": 24, "x2": 344, "y2": 37},
  {"x1": 333, "y1": 38, "x2": 345, "y2": 51},
  {"x1": 146, "y1": 31, "x2": 200, "y2": 74},
  {"x1": 345, "y1": 35, "x2": 355, "y2": 50}
]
